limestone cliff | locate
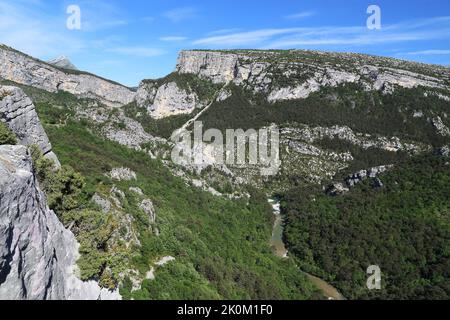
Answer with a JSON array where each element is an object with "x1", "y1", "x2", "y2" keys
[
  {"x1": 0, "y1": 45, "x2": 135, "y2": 107},
  {"x1": 177, "y1": 51, "x2": 242, "y2": 84},
  {"x1": 137, "y1": 81, "x2": 203, "y2": 119},
  {"x1": 0, "y1": 145, "x2": 120, "y2": 300},
  {"x1": 0, "y1": 85, "x2": 59, "y2": 166},
  {"x1": 176, "y1": 50, "x2": 450, "y2": 101},
  {"x1": 135, "y1": 50, "x2": 450, "y2": 119}
]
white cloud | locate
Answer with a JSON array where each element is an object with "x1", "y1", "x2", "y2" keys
[
  {"x1": 193, "y1": 17, "x2": 450, "y2": 49},
  {"x1": 265, "y1": 30, "x2": 426, "y2": 48},
  {"x1": 284, "y1": 11, "x2": 315, "y2": 20},
  {"x1": 193, "y1": 28, "x2": 304, "y2": 46},
  {"x1": 159, "y1": 36, "x2": 188, "y2": 42},
  {"x1": 163, "y1": 7, "x2": 198, "y2": 23},
  {"x1": 0, "y1": 0, "x2": 134, "y2": 59},
  {"x1": 405, "y1": 49, "x2": 450, "y2": 55},
  {"x1": 107, "y1": 47, "x2": 165, "y2": 57},
  {"x1": 207, "y1": 28, "x2": 242, "y2": 36}
]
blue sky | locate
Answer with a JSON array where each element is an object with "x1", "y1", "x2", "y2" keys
[{"x1": 0, "y1": 0, "x2": 449, "y2": 86}]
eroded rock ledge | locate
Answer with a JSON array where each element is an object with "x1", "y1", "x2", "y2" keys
[
  {"x1": 176, "y1": 50, "x2": 450, "y2": 102},
  {"x1": 0, "y1": 85, "x2": 60, "y2": 166},
  {"x1": 0, "y1": 145, "x2": 120, "y2": 300}
]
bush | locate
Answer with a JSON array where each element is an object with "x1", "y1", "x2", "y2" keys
[
  {"x1": 30, "y1": 145, "x2": 86, "y2": 216},
  {"x1": 64, "y1": 209, "x2": 124, "y2": 289},
  {"x1": 0, "y1": 122, "x2": 17, "y2": 145}
]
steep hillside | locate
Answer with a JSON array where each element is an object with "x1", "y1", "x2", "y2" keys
[
  {"x1": 133, "y1": 50, "x2": 450, "y2": 299},
  {"x1": 0, "y1": 44, "x2": 135, "y2": 107},
  {"x1": 0, "y1": 145, "x2": 121, "y2": 300},
  {"x1": 283, "y1": 154, "x2": 450, "y2": 299},
  {"x1": 134, "y1": 50, "x2": 450, "y2": 188},
  {"x1": 0, "y1": 46, "x2": 449, "y2": 300},
  {"x1": 0, "y1": 77, "x2": 317, "y2": 300}
]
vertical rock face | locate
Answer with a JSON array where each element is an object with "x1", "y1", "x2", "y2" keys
[
  {"x1": 174, "y1": 50, "x2": 450, "y2": 103},
  {"x1": 139, "y1": 199, "x2": 156, "y2": 224},
  {"x1": 0, "y1": 145, "x2": 71, "y2": 299},
  {"x1": 138, "y1": 50, "x2": 449, "y2": 120},
  {"x1": 135, "y1": 80, "x2": 206, "y2": 119},
  {"x1": 0, "y1": 45, "x2": 135, "y2": 107},
  {"x1": 0, "y1": 86, "x2": 59, "y2": 166},
  {"x1": 0, "y1": 145, "x2": 120, "y2": 300},
  {"x1": 0, "y1": 85, "x2": 120, "y2": 300},
  {"x1": 149, "y1": 82, "x2": 202, "y2": 119},
  {"x1": 177, "y1": 51, "x2": 240, "y2": 84}
]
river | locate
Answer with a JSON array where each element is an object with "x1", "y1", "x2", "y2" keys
[
  {"x1": 268, "y1": 199, "x2": 289, "y2": 258},
  {"x1": 268, "y1": 198, "x2": 345, "y2": 300}
]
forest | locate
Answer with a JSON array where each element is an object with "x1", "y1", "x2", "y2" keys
[
  {"x1": 198, "y1": 83, "x2": 450, "y2": 148},
  {"x1": 29, "y1": 90, "x2": 317, "y2": 300},
  {"x1": 282, "y1": 155, "x2": 450, "y2": 299}
]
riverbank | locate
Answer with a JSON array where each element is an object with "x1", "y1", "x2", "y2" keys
[{"x1": 267, "y1": 198, "x2": 345, "y2": 300}]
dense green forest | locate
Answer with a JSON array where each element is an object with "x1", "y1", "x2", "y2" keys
[
  {"x1": 198, "y1": 84, "x2": 449, "y2": 147},
  {"x1": 123, "y1": 102, "x2": 193, "y2": 139},
  {"x1": 282, "y1": 155, "x2": 450, "y2": 299},
  {"x1": 31, "y1": 92, "x2": 317, "y2": 300}
]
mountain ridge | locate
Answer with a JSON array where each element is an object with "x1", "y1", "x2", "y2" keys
[
  {"x1": 134, "y1": 49, "x2": 450, "y2": 119},
  {"x1": 0, "y1": 44, "x2": 135, "y2": 107},
  {"x1": 47, "y1": 55, "x2": 78, "y2": 71}
]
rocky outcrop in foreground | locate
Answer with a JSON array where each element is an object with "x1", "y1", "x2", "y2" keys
[
  {"x1": 0, "y1": 145, "x2": 120, "y2": 300},
  {"x1": 0, "y1": 86, "x2": 59, "y2": 166},
  {"x1": 0, "y1": 45, "x2": 135, "y2": 107}
]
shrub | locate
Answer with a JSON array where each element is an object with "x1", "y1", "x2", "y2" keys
[
  {"x1": 0, "y1": 122, "x2": 17, "y2": 145},
  {"x1": 30, "y1": 145, "x2": 86, "y2": 216},
  {"x1": 65, "y1": 209, "x2": 123, "y2": 288}
]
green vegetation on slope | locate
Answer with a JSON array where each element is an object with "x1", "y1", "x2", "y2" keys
[
  {"x1": 282, "y1": 155, "x2": 450, "y2": 300},
  {"x1": 314, "y1": 138, "x2": 410, "y2": 180},
  {"x1": 124, "y1": 102, "x2": 193, "y2": 139},
  {"x1": 34, "y1": 98, "x2": 316, "y2": 299},
  {"x1": 30, "y1": 145, "x2": 126, "y2": 289},
  {"x1": 199, "y1": 84, "x2": 449, "y2": 148},
  {"x1": 195, "y1": 80, "x2": 449, "y2": 300},
  {"x1": 16, "y1": 56, "x2": 450, "y2": 300}
]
